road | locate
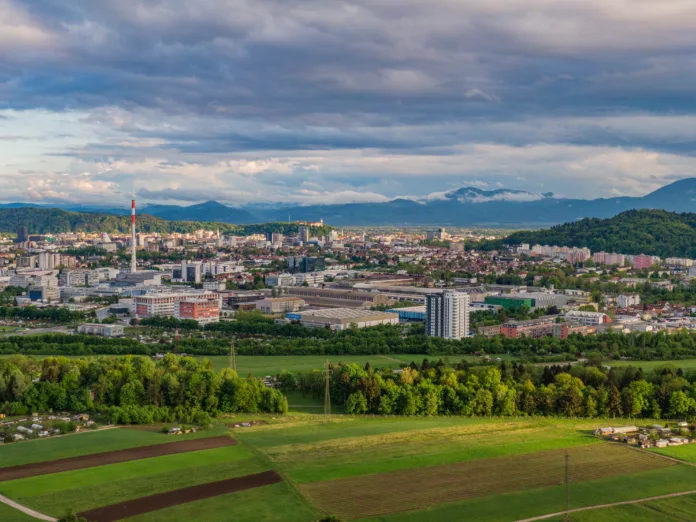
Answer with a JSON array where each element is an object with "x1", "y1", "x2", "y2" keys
[{"x1": 0, "y1": 493, "x2": 56, "y2": 521}]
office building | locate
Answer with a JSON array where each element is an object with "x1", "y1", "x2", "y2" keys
[
  {"x1": 28, "y1": 286, "x2": 60, "y2": 303},
  {"x1": 426, "y1": 290, "x2": 470, "y2": 339},
  {"x1": 78, "y1": 324, "x2": 125, "y2": 337},
  {"x1": 175, "y1": 299, "x2": 221, "y2": 325},
  {"x1": 265, "y1": 273, "x2": 294, "y2": 288},
  {"x1": 286, "y1": 256, "x2": 325, "y2": 274},
  {"x1": 134, "y1": 291, "x2": 221, "y2": 319},
  {"x1": 176, "y1": 260, "x2": 202, "y2": 284},
  {"x1": 16, "y1": 227, "x2": 28, "y2": 243},
  {"x1": 298, "y1": 226, "x2": 310, "y2": 243}
]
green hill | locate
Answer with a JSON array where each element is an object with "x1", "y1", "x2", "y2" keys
[
  {"x1": 482, "y1": 209, "x2": 696, "y2": 258},
  {"x1": 0, "y1": 208, "x2": 331, "y2": 237}
]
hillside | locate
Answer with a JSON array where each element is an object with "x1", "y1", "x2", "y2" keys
[
  {"x1": 483, "y1": 209, "x2": 696, "y2": 258},
  {"x1": 0, "y1": 208, "x2": 330, "y2": 237},
  {"x1": 142, "y1": 201, "x2": 257, "y2": 223}
]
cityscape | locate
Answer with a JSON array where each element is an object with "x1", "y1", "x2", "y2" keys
[{"x1": 4, "y1": 1, "x2": 696, "y2": 522}]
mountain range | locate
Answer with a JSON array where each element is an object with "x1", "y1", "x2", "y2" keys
[{"x1": 2, "y1": 178, "x2": 696, "y2": 227}]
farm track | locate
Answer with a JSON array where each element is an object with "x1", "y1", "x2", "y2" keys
[
  {"x1": 300, "y1": 443, "x2": 675, "y2": 520},
  {"x1": 77, "y1": 470, "x2": 282, "y2": 522},
  {"x1": 0, "y1": 436, "x2": 236, "y2": 482}
]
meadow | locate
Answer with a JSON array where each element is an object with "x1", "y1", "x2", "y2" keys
[{"x1": 606, "y1": 358, "x2": 696, "y2": 372}]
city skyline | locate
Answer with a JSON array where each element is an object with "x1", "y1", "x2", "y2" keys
[{"x1": 3, "y1": 1, "x2": 696, "y2": 206}]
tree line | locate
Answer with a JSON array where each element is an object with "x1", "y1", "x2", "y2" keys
[
  {"x1": 5, "y1": 328, "x2": 696, "y2": 363},
  {"x1": 294, "y1": 358, "x2": 696, "y2": 419},
  {"x1": 0, "y1": 354, "x2": 287, "y2": 424}
]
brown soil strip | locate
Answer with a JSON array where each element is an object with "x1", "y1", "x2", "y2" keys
[
  {"x1": 0, "y1": 436, "x2": 236, "y2": 482},
  {"x1": 78, "y1": 470, "x2": 282, "y2": 522},
  {"x1": 300, "y1": 443, "x2": 676, "y2": 520}
]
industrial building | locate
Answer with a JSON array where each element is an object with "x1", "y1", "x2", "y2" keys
[
  {"x1": 286, "y1": 308, "x2": 399, "y2": 330},
  {"x1": 255, "y1": 297, "x2": 305, "y2": 314},
  {"x1": 426, "y1": 290, "x2": 470, "y2": 340},
  {"x1": 387, "y1": 305, "x2": 426, "y2": 322},
  {"x1": 287, "y1": 287, "x2": 392, "y2": 308},
  {"x1": 484, "y1": 292, "x2": 570, "y2": 311}
]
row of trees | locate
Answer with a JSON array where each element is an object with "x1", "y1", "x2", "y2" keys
[
  {"x1": 295, "y1": 359, "x2": 696, "y2": 419},
  {"x1": 0, "y1": 354, "x2": 288, "y2": 423},
  {"x1": 0, "y1": 305, "x2": 87, "y2": 323},
  {"x1": 5, "y1": 327, "x2": 696, "y2": 363}
]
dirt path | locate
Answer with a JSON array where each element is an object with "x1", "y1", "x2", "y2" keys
[
  {"x1": 377, "y1": 355, "x2": 403, "y2": 363},
  {"x1": 0, "y1": 493, "x2": 57, "y2": 521},
  {"x1": 515, "y1": 488, "x2": 696, "y2": 521}
]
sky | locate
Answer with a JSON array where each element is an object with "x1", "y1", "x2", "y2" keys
[{"x1": 2, "y1": 0, "x2": 696, "y2": 208}]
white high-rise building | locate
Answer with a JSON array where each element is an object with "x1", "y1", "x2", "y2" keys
[{"x1": 426, "y1": 290, "x2": 470, "y2": 340}]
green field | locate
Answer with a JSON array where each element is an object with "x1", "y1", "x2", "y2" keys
[
  {"x1": 4, "y1": 416, "x2": 696, "y2": 521},
  {"x1": 197, "y1": 354, "x2": 409, "y2": 375},
  {"x1": 607, "y1": 359, "x2": 696, "y2": 372},
  {"x1": 0, "y1": 427, "x2": 224, "y2": 468}
]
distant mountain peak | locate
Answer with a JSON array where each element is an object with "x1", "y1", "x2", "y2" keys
[{"x1": 441, "y1": 186, "x2": 553, "y2": 204}]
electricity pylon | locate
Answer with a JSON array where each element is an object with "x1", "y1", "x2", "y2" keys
[{"x1": 324, "y1": 360, "x2": 332, "y2": 423}]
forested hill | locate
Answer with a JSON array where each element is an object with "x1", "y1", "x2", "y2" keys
[
  {"x1": 0, "y1": 208, "x2": 332, "y2": 236},
  {"x1": 482, "y1": 210, "x2": 696, "y2": 258}
]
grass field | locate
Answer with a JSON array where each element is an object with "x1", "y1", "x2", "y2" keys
[
  {"x1": 4, "y1": 415, "x2": 696, "y2": 521},
  {"x1": 607, "y1": 359, "x2": 696, "y2": 372},
  {"x1": 562, "y1": 493, "x2": 696, "y2": 521},
  {"x1": 0, "y1": 427, "x2": 228, "y2": 468}
]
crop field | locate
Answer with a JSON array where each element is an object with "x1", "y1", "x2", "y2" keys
[
  {"x1": 652, "y1": 440, "x2": 696, "y2": 463},
  {"x1": 5, "y1": 416, "x2": 696, "y2": 521},
  {"x1": 298, "y1": 444, "x2": 675, "y2": 519}
]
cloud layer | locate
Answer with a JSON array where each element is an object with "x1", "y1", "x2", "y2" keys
[{"x1": 2, "y1": 0, "x2": 696, "y2": 206}]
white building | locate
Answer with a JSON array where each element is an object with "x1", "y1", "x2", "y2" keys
[
  {"x1": 564, "y1": 310, "x2": 610, "y2": 325},
  {"x1": 292, "y1": 272, "x2": 325, "y2": 286},
  {"x1": 617, "y1": 294, "x2": 641, "y2": 308},
  {"x1": 133, "y1": 291, "x2": 221, "y2": 319},
  {"x1": 265, "y1": 273, "x2": 295, "y2": 288},
  {"x1": 426, "y1": 290, "x2": 470, "y2": 340},
  {"x1": 286, "y1": 308, "x2": 398, "y2": 331},
  {"x1": 78, "y1": 324, "x2": 125, "y2": 337}
]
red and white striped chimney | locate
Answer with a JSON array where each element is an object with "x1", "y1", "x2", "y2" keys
[{"x1": 131, "y1": 199, "x2": 137, "y2": 273}]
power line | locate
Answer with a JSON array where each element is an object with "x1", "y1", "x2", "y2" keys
[{"x1": 564, "y1": 450, "x2": 570, "y2": 521}]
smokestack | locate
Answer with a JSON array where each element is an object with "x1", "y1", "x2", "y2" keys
[{"x1": 131, "y1": 199, "x2": 137, "y2": 273}]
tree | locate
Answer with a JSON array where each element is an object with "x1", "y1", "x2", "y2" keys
[{"x1": 345, "y1": 391, "x2": 368, "y2": 414}]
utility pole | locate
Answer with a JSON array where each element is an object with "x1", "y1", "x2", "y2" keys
[
  {"x1": 564, "y1": 450, "x2": 570, "y2": 521},
  {"x1": 324, "y1": 360, "x2": 331, "y2": 423},
  {"x1": 229, "y1": 339, "x2": 237, "y2": 373}
]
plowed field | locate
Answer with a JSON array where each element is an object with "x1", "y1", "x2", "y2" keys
[
  {"x1": 78, "y1": 470, "x2": 282, "y2": 522},
  {"x1": 0, "y1": 436, "x2": 236, "y2": 481},
  {"x1": 300, "y1": 444, "x2": 675, "y2": 520}
]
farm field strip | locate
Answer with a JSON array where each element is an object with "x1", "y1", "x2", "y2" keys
[
  {"x1": 0, "y1": 428, "x2": 209, "y2": 469},
  {"x1": 0, "y1": 445, "x2": 252, "y2": 501},
  {"x1": 77, "y1": 470, "x2": 283, "y2": 522},
  {"x1": 265, "y1": 422, "x2": 591, "y2": 462},
  {"x1": 299, "y1": 444, "x2": 675, "y2": 520},
  {"x1": 0, "y1": 436, "x2": 236, "y2": 482}
]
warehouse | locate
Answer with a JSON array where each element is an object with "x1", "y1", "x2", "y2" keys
[{"x1": 286, "y1": 308, "x2": 399, "y2": 330}]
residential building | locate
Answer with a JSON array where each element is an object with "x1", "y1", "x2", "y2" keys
[
  {"x1": 77, "y1": 324, "x2": 125, "y2": 337},
  {"x1": 617, "y1": 294, "x2": 641, "y2": 308},
  {"x1": 500, "y1": 317, "x2": 563, "y2": 339},
  {"x1": 564, "y1": 310, "x2": 611, "y2": 325},
  {"x1": 59, "y1": 269, "x2": 99, "y2": 288},
  {"x1": 426, "y1": 290, "x2": 470, "y2": 339},
  {"x1": 632, "y1": 254, "x2": 655, "y2": 270}
]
